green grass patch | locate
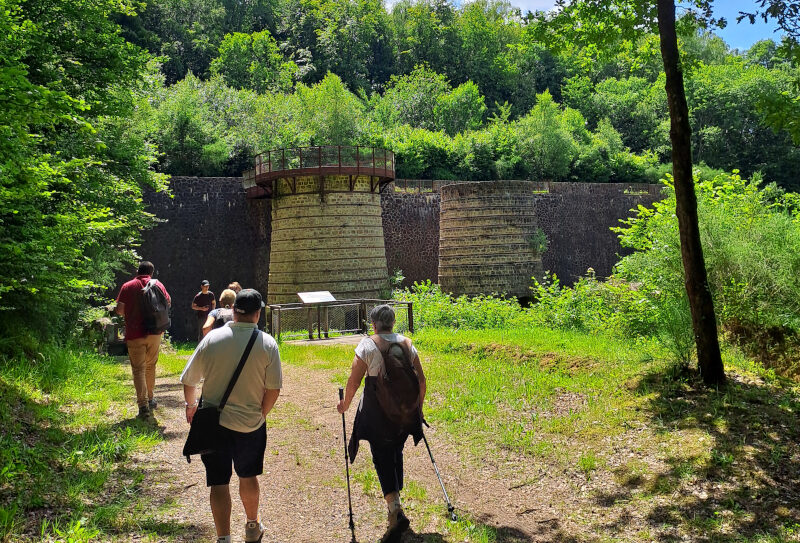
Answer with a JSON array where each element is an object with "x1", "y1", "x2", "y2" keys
[
  {"x1": 281, "y1": 325, "x2": 800, "y2": 542},
  {"x1": 0, "y1": 345, "x2": 169, "y2": 541}
]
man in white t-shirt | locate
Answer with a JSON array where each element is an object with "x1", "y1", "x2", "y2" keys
[{"x1": 181, "y1": 289, "x2": 282, "y2": 543}]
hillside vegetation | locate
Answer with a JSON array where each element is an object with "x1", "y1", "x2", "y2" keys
[{"x1": 119, "y1": 0, "x2": 800, "y2": 190}]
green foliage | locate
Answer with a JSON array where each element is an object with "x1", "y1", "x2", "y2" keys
[
  {"x1": 530, "y1": 271, "x2": 661, "y2": 339},
  {"x1": 516, "y1": 91, "x2": 577, "y2": 181},
  {"x1": 614, "y1": 171, "x2": 800, "y2": 367},
  {"x1": 685, "y1": 61, "x2": 800, "y2": 191},
  {"x1": 434, "y1": 81, "x2": 487, "y2": 135},
  {"x1": 151, "y1": 73, "x2": 231, "y2": 175},
  {"x1": 211, "y1": 30, "x2": 297, "y2": 93},
  {"x1": 372, "y1": 65, "x2": 452, "y2": 130},
  {"x1": 295, "y1": 73, "x2": 365, "y2": 145},
  {"x1": 120, "y1": 0, "x2": 800, "y2": 190},
  {"x1": 394, "y1": 281, "x2": 529, "y2": 330},
  {"x1": 0, "y1": 346, "x2": 161, "y2": 539},
  {"x1": 0, "y1": 0, "x2": 167, "y2": 343}
]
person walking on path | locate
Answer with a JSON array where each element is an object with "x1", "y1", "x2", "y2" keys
[
  {"x1": 202, "y1": 288, "x2": 236, "y2": 337},
  {"x1": 337, "y1": 304, "x2": 427, "y2": 543},
  {"x1": 192, "y1": 280, "x2": 216, "y2": 341},
  {"x1": 181, "y1": 289, "x2": 282, "y2": 543},
  {"x1": 115, "y1": 261, "x2": 171, "y2": 419}
]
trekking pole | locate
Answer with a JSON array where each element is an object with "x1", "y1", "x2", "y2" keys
[
  {"x1": 339, "y1": 387, "x2": 357, "y2": 542},
  {"x1": 421, "y1": 425, "x2": 457, "y2": 521}
]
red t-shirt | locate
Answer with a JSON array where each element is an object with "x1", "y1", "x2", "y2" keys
[{"x1": 116, "y1": 275, "x2": 171, "y2": 341}]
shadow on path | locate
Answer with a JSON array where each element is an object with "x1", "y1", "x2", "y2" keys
[{"x1": 591, "y1": 364, "x2": 800, "y2": 541}]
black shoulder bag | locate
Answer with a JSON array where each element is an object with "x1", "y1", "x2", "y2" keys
[{"x1": 183, "y1": 328, "x2": 259, "y2": 463}]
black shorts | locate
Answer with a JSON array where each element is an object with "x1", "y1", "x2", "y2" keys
[{"x1": 201, "y1": 423, "x2": 267, "y2": 486}]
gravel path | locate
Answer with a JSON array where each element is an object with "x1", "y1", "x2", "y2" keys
[{"x1": 134, "y1": 358, "x2": 548, "y2": 543}]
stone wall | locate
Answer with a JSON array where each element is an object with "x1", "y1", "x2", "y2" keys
[
  {"x1": 385, "y1": 181, "x2": 664, "y2": 288},
  {"x1": 381, "y1": 187, "x2": 440, "y2": 286},
  {"x1": 136, "y1": 178, "x2": 663, "y2": 339},
  {"x1": 439, "y1": 181, "x2": 545, "y2": 298},
  {"x1": 135, "y1": 177, "x2": 270, "y2": 341},
  {"x1": 535, "y1": 182, "x2": 664, "y2": 283},
  {"x1": 269, "y1": 175, "x2": 387, "y2": 304}
]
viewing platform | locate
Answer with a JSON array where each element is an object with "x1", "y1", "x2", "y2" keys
[{"x1": 243, "y1": 145, "x2": 395, "y2": 199}]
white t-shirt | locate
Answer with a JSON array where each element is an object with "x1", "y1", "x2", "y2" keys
[
  {"x1": 181, "y1": 322, "x2": 282, "y2": 433},
  {"x1": 355, "y1": 333, "x2": 419, "y2": 376}
]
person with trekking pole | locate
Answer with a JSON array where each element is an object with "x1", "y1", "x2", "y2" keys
[{"x1": 337, "y1": 304, "x2": 426, "y2": 543}]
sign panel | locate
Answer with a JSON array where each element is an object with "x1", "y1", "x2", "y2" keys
[{"x1": 297, "y1": 291, "x2": 337, "y2": 304}]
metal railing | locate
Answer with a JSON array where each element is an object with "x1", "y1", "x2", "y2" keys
[
  {"x1": 252, "y1": 146, "x2": 395, "y2": 183},
  {"x1": 268, "y1": 299, "x2": 413, "y2": 341}
]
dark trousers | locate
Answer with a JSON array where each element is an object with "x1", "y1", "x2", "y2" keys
[{"x1": 370, "y1": 439, "x2": 406, "y2": 496}]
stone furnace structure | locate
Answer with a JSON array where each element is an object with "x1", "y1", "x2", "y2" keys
[
  {"x1": 244, "y1": 146, "x2": 394, "y2": 304},
  {"x1": 439, "y1": 181, "x2": 547, "y2": 298}
]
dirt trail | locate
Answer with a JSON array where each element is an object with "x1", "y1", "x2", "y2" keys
[{"x1": 136, "y1": 357, "x2": 558, "y2": 543}]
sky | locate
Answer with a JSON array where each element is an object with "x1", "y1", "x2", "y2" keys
[{"x1": 506, "y1": 0, "x2": 784, "y2": 51}]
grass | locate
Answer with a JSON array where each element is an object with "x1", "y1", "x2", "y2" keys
[
  {"x1": 0, "y1": 345, "x2": 173, "y2": 542},
  {"x1": 278, "y1": 326, "x2": 800, "y2": 542}
]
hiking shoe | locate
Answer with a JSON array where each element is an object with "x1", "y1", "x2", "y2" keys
[
  {"x1": 148, "y1": 398, "x2": 157, "y2": 410},
  {"x1": 381, "y1": 509, "x2": 410, "y2": 543},
  {"x1": 244, "y1": 520, "x2": 264, "y2": 542},
  {"x1": 396, "y1": 510, "x2": 410, "y2": 533},
  {"x1": 137, "y1": 405, "x2": 150, "y2": 420}
]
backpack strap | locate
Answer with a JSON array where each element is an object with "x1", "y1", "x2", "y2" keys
[
  {"x1": 370, "y1": 334, "x2": 388, "y2": 355},
  {"x1": 216, "y1": 328, "x2": 259, "y2": 412}
]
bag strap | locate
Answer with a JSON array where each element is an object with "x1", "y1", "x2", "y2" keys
[
  {"x1": 370, "y1": 334, "x2": 388, "y2": 355},
  {"x1": 217, "y1": 328, "x2": 259, "y2": 412}
]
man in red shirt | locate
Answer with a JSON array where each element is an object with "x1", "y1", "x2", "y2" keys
[{"x1": 115, "y1": 261, "x2": 171, "y2": 419}]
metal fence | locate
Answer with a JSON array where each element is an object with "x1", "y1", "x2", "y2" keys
[
  {"x1": 268, "y1": 299, "x2": 413, "y2": 341},
  {"x1": 253, "y1": 145, "x2": 395, "y2": 180}
]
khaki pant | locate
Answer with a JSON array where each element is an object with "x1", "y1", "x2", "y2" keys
[{"x1": 127, "y1": 334, "x2": 161, "y2": 407}]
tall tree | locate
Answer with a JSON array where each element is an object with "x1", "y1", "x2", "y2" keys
[
  {"x1": 542, "y1": 0, "x2": 727, "y2": 384},
  {"x1": 656, "y1": 0, "x2": 724, "y2": 384},
  {"x1": 0, "y1": 0, "x2": 167, "y2": 341}
]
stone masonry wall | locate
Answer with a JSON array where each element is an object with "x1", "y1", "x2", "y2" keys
[
  {"x1": 136, "y1": 178, "x2": 662, "y2": 339},
  {"x1": 136, "y1": 177, "x2": 270, "y2": 341},
  {"x1": 385, "y1": 181, "x2": 664, "y2": 289},
  {"x1": 535, "y1": 183, "x2": 663, "y2": 283},
  {"x1": 381, "y1": 186, "x2": 440, "y2": 286}
]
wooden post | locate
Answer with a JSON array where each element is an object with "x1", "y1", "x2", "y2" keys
[
  {"x1": 307, "y1": 307, "x2": 314, "y2": 340},
  {"x1": 316, "y1": 305, "x2": 321, "y2": 340},
  {"x1": 274, "y1": 308, "x2": 281, "y2": 341},
  {"x1": 323, "y1": 306, "x2": 329, "y2": 338},
  {"x1": 408, "y1": 302, "x2": 414, "y2": 334}
]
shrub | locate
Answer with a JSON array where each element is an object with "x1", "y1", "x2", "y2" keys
[
  {"x1": 394, "y1": 281, "x2": 528, "y2": 330},
  {"x1": 529, "y1": 271, "x2": 661, "y2": 339},
  {"x1": 614, "y1": 171, "x2": 800, "y2": 369}
]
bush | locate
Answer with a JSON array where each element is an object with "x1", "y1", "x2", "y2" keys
[
  {"x1": 614, "y1": 171, "x2": 800, "y2": 369},
  {"x1": 393, "y1": 281, "x2": 529, "y2": 330},
  {"x1": 529, "y1": 271, "x2": 661, "y2": 339}
]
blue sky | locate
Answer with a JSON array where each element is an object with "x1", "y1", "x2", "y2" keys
[{"x1": 506, "y1": 0, "x2": 784, "y2": 50}]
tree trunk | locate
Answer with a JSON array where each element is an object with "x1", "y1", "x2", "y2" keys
[{"x1": 656, "y1": 0, "x2": 725, "y2": 385}]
